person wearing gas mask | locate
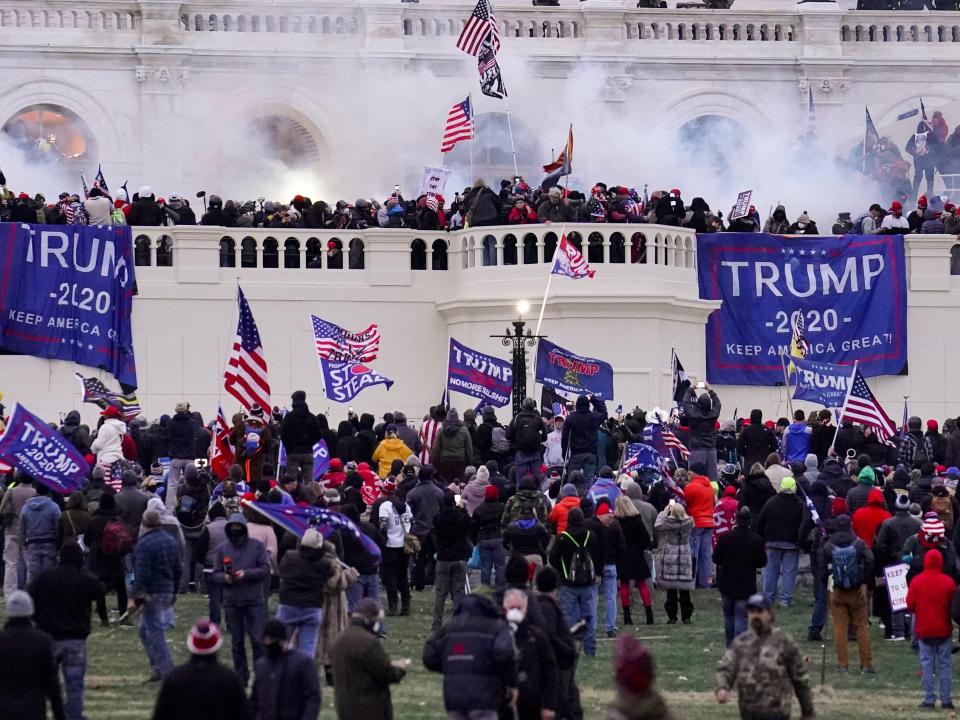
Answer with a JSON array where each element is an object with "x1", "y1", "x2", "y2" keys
[
  {"x1": 211, "y1": 513, "x2": 270, "y2": 686},
  {"x1": 249, "y1": 619, "x2": 321, "y2": 720}
]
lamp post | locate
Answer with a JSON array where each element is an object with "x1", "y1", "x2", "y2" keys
[{"x1": 491, "y1": 300, "x2": 544, "y2": 417}]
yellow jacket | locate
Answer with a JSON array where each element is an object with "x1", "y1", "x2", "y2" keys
[{"x1": 372, "y1": 437, "x2": 414, "y2": 479}]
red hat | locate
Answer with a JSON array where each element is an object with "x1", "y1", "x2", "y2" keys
[
  {"x1": 329, "y1": 458, "x2": 343, "y2": 471},
  {"x1": 723, "y1": 484, "x2": 738, "y2": 497},
  {"x1": 764, "y1": 420, "x2": 775, "y2": 429},
  {"x1": 435, "y1": 194, "x2": 445, "y2": 205},
  {"x1": 17, "y1": 192, "x2": 28, "y2": 200},
  {"x1": 614, "y1": 636, "x2": 654, "y2": 695},
  {"x1": 918, "y1": 195, "x2": 928, "y2": 207},
  {"x1": 831, "y1": 497, "x2": 847, "y2": 517},
  {"x1": 187, "y1": 619, "x2": 222, "y2": 655},
  {"x1": 937, "y1": 464, "x2": 947, "y2": 474},
  {"x1": 327, "y1": 240, "x2": 337, "y2": 249},
  {"x1": 382, "y1": 479, "x2": 396, "y2": 494},
  {"x1": 596, "y1": 500, "x2": 612, "y2": 516},
  {"x1": 671, "y1": 188, "x2": 682, "y2": 196},
  {"x1": 928, "y1": 419, "x2": 939, "y2": 431},
  {"x1": 484, "y1": 485, "x2": 500, "y2": 501},
  {"x1": 714, "y1": 421, "x2": 721, "y2": 430},
  {"x1": 100, "y1": 405, "x2": 122, "y2": 419},
  {"x1": 890, "y1": 201, "x2": 902, "y2": 212},
  {"x1": 293, "y1": 194, "x2": 304, "y2": 203},
  {"x1": 947, "y1": 203, "x2": 956, "y2": 213}
]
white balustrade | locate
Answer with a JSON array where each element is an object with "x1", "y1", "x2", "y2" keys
[
  {"x1": 0, "y1": 5, "x2": 138, "y2": 30},
  {"x1": 840, "y1": 12, "x2": 960, "y2": 43}
]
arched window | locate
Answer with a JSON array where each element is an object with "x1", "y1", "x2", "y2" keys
[
  {"x1": 411, "y1": 239, "x2": 427, "y2": 270},
  {"x1": 248, "y1": 115, "x2": 321, "y2": 169},
  {"x1": 134, "y1": 235, "x2": 151, "y2": 266},
  {"x1": 348, "y1": 238, "x2": 364, "y2": 269},
  {"x1": 431, "y1": 239, "x2": 448, "y2": 270},
  {"x1": 677, "y1": 115, "x2": 749, "y2": 180},
  {"x1": 240, "y1": 237, "x2": 257, "y2": 268},
  {"x1": 284, "y1": 238, "x2": 300, "y2": 268},
  {"x1": 219, "y1": 237, "x2": 236, "y2": 268},
  {"x1": 262, "y1": 238, "x2": 279, "y2": 268},
  {"x1": 2, "y1": 104, "x2": 96, "y2": 165},
  {"x1": 306, "y1": 238, "x2": 322, "y2": 268}
]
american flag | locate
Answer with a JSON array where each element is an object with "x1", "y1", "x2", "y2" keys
[
  {"x1": 223, "y1": 286, "x2": 271, "y2": 412},
  {"x1": 841, "y1": 369, "x2": 896, "y2": 444},
  {"x1": 74, "y1": 373, "x2": 140, "y2": 420},
  {"x1": 311, "y1": 315, "x2": 380, "y2": 362},
  {"x1": 790, "y1": 312, "x2": 809, "y2": 360},
  {"x1": 419, "y1": 417, "x2": 441, "y2": 464},
  {"x1": 552, "y1": 402, "x2": 569, "y2": 418},
  {"x1": 440, "y1": 97, "x2": 475, "y2": 154},
  {"x1": 210, "y1": 404, "x2": 234, "y2": 480},
  {"x1": 644, "y1": 423, "x2": 690, "y2": 461},
  {"x1": 551, "y1": 234, "x2": 595, "y2": 279},
  {"x1": 621, "y1": 442, "x2": 665, "y2": 474},
  {"x1": 477, "y1": 38, "x2": 506, "y2": 100},
  {"x1": 456, "y1": 0, "x2": 500, "y2": 57}
]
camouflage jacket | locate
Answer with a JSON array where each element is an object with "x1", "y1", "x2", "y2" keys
[{"x1": 716, "y1": 626, "x2": 815, "y2": 720}]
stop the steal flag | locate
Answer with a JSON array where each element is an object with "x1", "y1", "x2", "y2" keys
[{"x1": 321, "y1": 360, "x2": 394, "y2": 403}]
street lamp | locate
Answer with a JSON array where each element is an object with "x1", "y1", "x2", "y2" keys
[{"x1": 491, "y1": 300, "x2": 545, "y2": 417}]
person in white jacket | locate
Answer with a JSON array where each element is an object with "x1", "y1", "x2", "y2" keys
[{"x1": 90, "y1": 406, "x2": 127, "y2": 486}]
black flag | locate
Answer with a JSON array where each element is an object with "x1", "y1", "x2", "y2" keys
[
  {"x1": 477, "y1": 37, "x2": 506, "y2": 100},
  {"x1": 671, "y1": 349, "x2": 690, "y2": 405}
]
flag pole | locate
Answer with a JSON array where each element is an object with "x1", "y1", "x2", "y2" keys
[
  {"x1": 468, "y1": 93, "x2": 475, "y2": 181},
  {"x1": 830, "y1": 361, "x2": 860, "y2": 454},
  {"x1": 504, "y1": 99, "x2": 520, "y2": 180},
  {"x1": 780, "y1": 352, "x2": 794, "y2": 419},
  {"x1": 530, "y1": 226, "x2": 564, "y2": 393}
]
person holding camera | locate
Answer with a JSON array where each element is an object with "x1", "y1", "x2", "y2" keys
[{"x1": 682, "y1": 382, "x2": 722, "y2": 482}]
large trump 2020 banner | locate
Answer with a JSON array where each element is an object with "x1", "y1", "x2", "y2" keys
[
  {"x1": 697, "y1": 233, "x2": 907, "y2": 385},
  {"x1": 0, "y1": 224, "x2": 138, "y2": 387}
]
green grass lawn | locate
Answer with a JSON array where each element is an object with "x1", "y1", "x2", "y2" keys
[{"x1": 13, "y1": 581, "x2": 948, "y2": 719}]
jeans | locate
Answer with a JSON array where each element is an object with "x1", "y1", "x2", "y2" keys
[
  {"x1": 2, "y1": 533, "x2": 24, "y2": 597},
  {"x1": 380, "y1": 547, "x2": 410, "y2": 611},
  {"x1": 224, "y1": 603, "x2": 266, "y2": 684},
  {"x1": 601, "y1": 564, "x2": 618, "y2": 633},
  {"x1": 478, "y1": 538, "x2": 506, "y2": 588},
  {"x1": 276, "y1": 604, "x2": 323, "y2": 657},
  {"x1": 919, "y1": 637, "x2": 953, "y2": 705},
  {"x1": 284, "y1": 452, "x2": 312, "y2": 480},
  {"x1": 809, "y1": 573, "x2": 828, "y2": 636},
  {"x1": 54, "y1": 639, "x2": 86, "y2": 720},
  {"x1": 167, "y1": 458, "x2": 193, "y2": 510},
  {"x1": 689, "y1": 527, "x2": 713, "y2": 588},
  {"x1": 514, "y1": 451, "x2": 542, "y2": 485},
  {"x1": 830, "y1": 588, "x2": 872, "y2": 669},
  {"x1": 346, "y1": 572, "x2": 381, "y2": 613},
  {"x1": 559, "y1": 584, "x2": 598, "y2": 656},
  {"x1": 688, "y1": 448, "x2": 718, "y2": 482},
  {"x1": 24, "y1": 542, "x2": 57, "y2": 586},
  {"x1": 139, "y1": 593, "x2": 174, "y2": 678},
  {"x1": 721, "y1": 595, "x2": 747, "y2": 646},
  {"x1": 890, "y1": 609, "x2": 906, "y2": 639},
  {"x1": 567, "y1": 453, "x2": 596, "y2": 485},
  {"x1": 433, "y1": 560, "x2": 467, "y2": 631},
  {"x1": 203, "y1": 569, "x2": 223, "y2": 625},
  {"x1": 762, "y1": 546, "x2": 799, "y2": 606}
]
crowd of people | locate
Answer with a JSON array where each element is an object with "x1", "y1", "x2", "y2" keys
[{"x1": 6, "y1": 384, "x2": 960, "y2": 718}]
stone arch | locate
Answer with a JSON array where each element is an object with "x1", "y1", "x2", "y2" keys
[
  {"x1": 443, "y1": 112, "x2": 543, "y2": 183},
  {"x1": 219, "y1": 236, "x2": 236, "y2": 267},
  {"x1": 431, "y1": 239, "x2": 448, "y2": 270},
  {"x1": 283, "y1": 237, "x2": 300, "y2": 268},
  {"x1": 411, "y1": 238, "x2": 427, "y2": 270},
  {"x1": 659, "y1": 90, "x2": 768, "y2": 137},
  {"x1": 1, "y1": 103, "x2": 98, "y2": 166}
]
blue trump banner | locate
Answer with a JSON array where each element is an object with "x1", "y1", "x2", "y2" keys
[
  {"x1": 244, "y1": 500, "x2": 381, "y2": 559},
  {"x1": 791, "y1": 356, "x2": 854, "y2": 408},
  {"x1": 312, "y1": 439, "x2": 330, "y2": 481},
  {"x1": 697, "y1": 233, "x2": 907, "y2": 385},
  {"x1": 535, "y1": 339, "x2": 614, "y2": 400},
  {"x1": 0, "y1": 224, "x2": 137, "y2": 387},
  {"x1": 447, "y1": 338, "x2": 513, "y2": 408},
  {"x1": 321, "y1": 360, "x2": 394, "y2": 403},
  {"x1": 0, "y1": 404, "x2": 88, "y2": 493}
]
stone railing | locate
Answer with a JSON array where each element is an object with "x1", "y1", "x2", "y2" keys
[
  {"x1": 179, "y1": 5, "x2": 360, "y2": 35},
  {"x1": 129, "y1": 223, "x2": 698, "y2": 274},
  {"x1": 0, "y1": 4, "x2": 139, "y2": 30},
  {"x1": 621, "y1": 10, "x2": 799, "y2": 42},
  {"x1": 840, "y1": 11, "x2": 960, "y2": 43}
]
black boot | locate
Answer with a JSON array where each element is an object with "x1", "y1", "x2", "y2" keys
[
  {"x1": 645, "y1": 606, "x2": 655, "y2": 625},
  {"x1": 400, "y1": 598, "x2": 411, "y2": 616},
  {"x1": 386, "y1": 602, "x2": 398, "y2": 617},
  {"x1": 622, "y1": 606, "x2": 634, "y2": 626}
]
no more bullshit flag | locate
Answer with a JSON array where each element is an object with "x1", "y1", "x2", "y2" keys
[
  {"x1": 535, "y1": 339, "x2": 614, "y2": 400},
  {"x1": 321, "y1": 360, "x2": 394, "y2": 403},
  {"x1": 447, "y1": 338, "x2": 513, "y2": 408},
  {"x1": 0, "y1": 404, "x2": 89, "y2": 493}
]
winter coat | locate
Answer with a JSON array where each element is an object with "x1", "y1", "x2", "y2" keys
[
  {"x1": 407, "y1": 479, "x2": 445, "y2": 536},
  {"x1": 782, "y1": 423, "x2": 812, "y2": 463},
  {"x1": 465, "y1": 186, "x2": 503, "y2": 227},
  {"x1": 712, "y1": 493, "x2": 739, "y2": 549},
  {"x1": 874, "y1": 511, "x2": 921, "y2": 567},
  {"x1": 851, "y1": 489, "x2": 891, "y2": 547},
  {"x1": 166, "y1": 411, "x2": 197, "y2": 459},
  {"x1": 84, "y1": 508, "x2": 126, "y2": 580},
  {"x1": 548, "y1": 524, "x2": 604, "y2": 586},
  {"x1": 153, "y1": 655, "x2": 251, "y2": 720},
  {"x1": 249, "y1": 649, "x2": 321, "y2": 720},
  {"x1": 330, "y1": 618, "x2": 406, "y2": 720},
  {"x1": 503, "y1": 518, "x2": 550, "y2": 560},
  {"x1": 818, "y1": 527, "x2": 873, "y2": 587},
  {"x1": 91, "y1": 418, "x2": 127, "y2": 466},
  {"x1": 462, "y1": 477, "x2": 490, "y2": 516},
  {"x1": 126, "y1": 196, "x2": 163, "y2": 225},
  {"x1": 501, "y1": 487, "x2": 551, "y2": 531},
  {"x1": 616, "y1": 514, "x2": 651, "y2": 581},
  {"x1": 819, "y1": 460, "x2": 851, "y2": 498},
  {"x1": 422, "y1": 594, "x2": 517, "y2": 713},
  {"x1": 432, "y1": 421, "x2": 473, "y2": 464},
  {"x1": 133, "y1": 527, "x2": 181, "y2": 596},
  {"x1": 907, "y1": 548, "x2": 957, "y2": 640},
  {"x1": 738, "y1": 471, "x2": 776, "y2": 531},
  {"x1": 834, "y1": 424, "x2": 865, "y2": 460},
  {"x1": 211, "y1": 516, "x2": 270, "y2": 607},
  {"x1": 280, "y1": 402, "x2": 321, "y2": 455},
  {"x1": 432, "y1": 506, "x2": 472, "y2": 562},
  {"x1": 473, "y1": 498, "x2": 505, "y2": 542},
  {"x1": 681, "y1": 388, "x2": 720, "y2": 450},
  {"x1": 713, "y1": 525, "x2": 767, "y2": 599},
  {"x1": 683, "y1": 474, "x2": 715, "y2": 528},
  {"x1": 59, "y1": 411, "x2": 91, "y2": 454},
  {"x1": 512, "y1": 620, "x2": 560, "y2": 717},
  {"x1": 230, "y1": 420, "x2": 272, "y2": 484},
  {"x1": 756, "y1": 492, "x2": 805, "y2": 546},
  {"x1": 56, "y1": 492, "x2": 91, "y2": 548},
  {"x1": 537, "y1": 198, "x2": 575, "y2": 224},
  {"x1": 508, "y1": 409, "x2": 547, "y2": 455},
  {"x1": 903, "y1": 533, "x2": 959, "y2": 583},
  {"x1": 653, "y1": 513, "x2": 695, "y2": 590},
  {"x1": 0, "y1": 619, "x2": 65, "y2": 720},
  {"x1": 29, "y1": 561, "x2": 105, "y2": 641},
  {"x1": 278, "y1": 544, "x2": 333, "y2": 607},
  {"x1": 372, "y1": 437, "x2": 414, "y2": 479},
  {"x1": 21, "y1": 496, "x2": 61, "y2": 542},
  {"x1": 561, "y1": 396, "x2": 608, "y2": 457}
]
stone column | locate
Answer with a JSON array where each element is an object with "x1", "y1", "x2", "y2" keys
[{"x1": 133, "y1": 60, "x2": 190, "y2": 194}]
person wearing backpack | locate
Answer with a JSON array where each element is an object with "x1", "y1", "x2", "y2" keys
[
  {"x1": 84, "y1": 490, "x2": 131, "y2": 622},
  {"x1": 549, "y1": 508, "x2": 603, "y2": 657},
  {"x1": 818, "y1": 513, "x2": 875, "y2": 673},
  {"x1": 509, "y1": 398, "x2": 549, "y2": 485},
  {"x1": 561, "y1": 395, "x2": 608, "y2": 484},
  {"x1": 176, "y1": 464, "x2": 211, "y2": 592},
  {"x1": 929, "y1": 485, "x2": 957, "y2": 535},
  {"x1": 900, "y1": 416, "x2": 934, "y2": 469},
  {"x1": 475, "y1": 406, "x2": 508, "y2": 467}
]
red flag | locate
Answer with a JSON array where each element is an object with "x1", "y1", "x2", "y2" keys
[{"x1": 211, "y1": 404, "x2": 235, "y2": 480}]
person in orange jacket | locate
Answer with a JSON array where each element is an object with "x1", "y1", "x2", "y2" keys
[
  {"x1": 549, "y1": 484, "x2": 581, "y2": 535},
  {"x1": 683, "y1": 462, "x2": 716, "y2": 588}
]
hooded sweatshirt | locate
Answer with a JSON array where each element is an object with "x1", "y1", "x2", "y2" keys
[
  {"x1": 907, "y1": 548, "x2": 957, "y2": 639},
  {"x1": 372, "y1": 436, "x2": 414, "y2": 479},
  {"x1": 211, "y1": 513, "x2": 270, "y2": 607},
  {"x1": 91, "y1": 418, "x2": 127, "y2": 466},
  {"x1": 432, "y1": 409, "x2": 473, "y2": 464},
  {"x1": 683, "y1": 473, "x2": 715, "y2": 529},
  {"x1": 782, "y1": 421, "x2": 812, "y2": 463},
  {"x1": 851, "y1": 488, "x2": 891, "y2": 546},
  {"x1": 21, "y1": 495, "x2": 62, "y2": 542}
]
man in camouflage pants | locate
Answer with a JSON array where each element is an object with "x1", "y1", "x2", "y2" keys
[{"x1": 715, "y1": 594, "x2": 815, "y2": 720}]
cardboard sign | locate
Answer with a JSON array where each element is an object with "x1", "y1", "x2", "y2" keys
[
  {"x1": 884, "y1": 562, "x2": 909, "y2": 612},
  {"x1": 730, "y1": 190, "x2": 753, "y2": 220},
  {"x1": 419, "y1": 166, "x2": 449, "y2": 197}
]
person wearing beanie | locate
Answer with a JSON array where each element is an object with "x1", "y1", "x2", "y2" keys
[
  {"x1": 609, "y1": 636, "x2": 679, "y2": 720},
  {"x1": 431, "y1": 408, "x2": 473, "y2": 484},
  {"x1": 682, "y1": 383, "x2": 721, "y2": 481},
  {"x1": 852, "y1": 488, "x2": 891, "y2": 546},
  {"x1": 461, "y1": 464, "x2": 490, "y2": 516},
  {"x1": 322, "y1": 457, "x2": 347, "y2": 489},
  {"x1": 280, "y1": 390, "x2": 321, "y2": 480},
  {"x1": 330, "y1": 598, "x2": 408, "y2": 720},
  {"x1": 372, "y1": 424, "x2": 415, "y2": 480},
  {"x1": 713, "y1": 507, "x2": 766, "y2": 647},
  {"x1": 901, "y1": 415, "x2": 935, "y2": 470},
  {"x1": 903, "y1": 512, "x2": 959, "y2": 584},
  {"x1": 166, "y1": 401, "x2": 199, "y2": 511},
  {"x1": 84, "y1": 490, "x2": 130, "y2": 621},
  {"x1": 589, "y1": 465, "x2": 623, "y2": 511},
  {"x1": 472, "y1": 482, "x2": 506, "y2": 589},
  {"x1": 501, "y1": 474, "x2": 551, "y2": 532},
  {"x1": 874, "y1": 494, "x2": 921, "y2": 641},
  {"x1": 716, "y1": 593, "x2": 815, "y2": 720},
  {"x1": 29, "y1": 542, "x2": 107, "y2": 720},
  {"x1": 818, "y1": 513, "x2": 875, "y2": 673},
  {"x1": 503, "y1": 502, "x2": 551, "y2": 572},
  {"x1": 757, "y1": 474, "x2": 805, "y2": 608},
  {"x1": 737, "y1": 409, "x2": 779, "y2": 472},
  {"x1": 378, "y1": 480, "x2": 413, "y2": 616},
  {"x1": 712, "y1": 484, "x2": 740, "y2": 549},
  {"x1": 614, "y1": 495, "x2": 654, "y2": 627},
  {"x1": 152, "y1": 619, "x2": 249, "y2": 720},
  {"x1": 390, "y1": 411, "x2": 422, "y2": 460},
  {"x1": 506, "y1": 397, "x2": 547, "y2": 485},
  {"x1": 430, "y1": 492, "x2": 473, "y2": 632},
  {"x1": 250, "y1": 619, "x2": 321, "y2": 720},
  {"x1": 116, "y1": 466, "x2": 151, "y2": 536},
  {"x1": 276, "y1": 528, "x2": 334, "y2": 657},
  {"x1": 844, "y1": 465, "x2": 878, "y2": 515},
  {"x1": 0, "y1": 589, "x2": 66, "y2": 720},
  {"x1": 925, "y1": 419, "x2": 947, "y2": 465},
  {"x1": 406, "y1": 463, "x2": 445, "y2": 594},
  {"x1": 909, "y1": 547, "x2": 958, "y2": 710},
  {"x1": 549, "y1": 483, "x2": 582, "y2": 535}
]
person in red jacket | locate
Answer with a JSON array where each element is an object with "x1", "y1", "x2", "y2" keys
[
  {"x1": 684, "y1": 463, "x2": 716, "y2": 588},
  {"x1": 507, "y1": 198, "x2": 538, "y2": 225},
  {"x1": 907, "y1": 548, "x2": 957, "y2": 710},
  {"x1": 712, "y1": 484, "x2": 739, "y2": 551},
  {"x1": 851, "y1": 488, "x2": 891, "y2": 545}
]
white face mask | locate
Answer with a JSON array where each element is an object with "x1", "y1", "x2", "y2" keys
[{"x1": 505, "y1": 608, "x2": 525, "y2": 624}]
